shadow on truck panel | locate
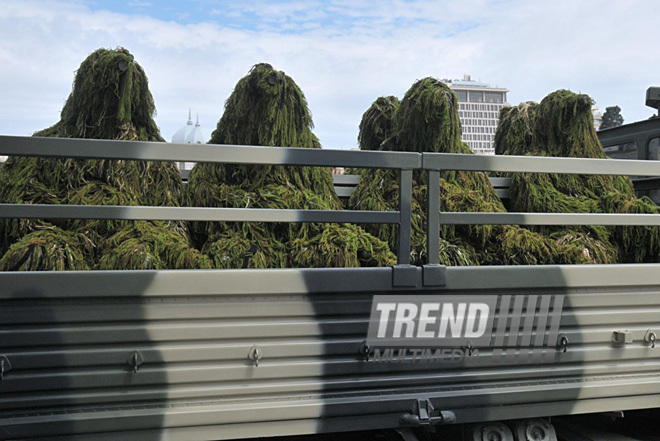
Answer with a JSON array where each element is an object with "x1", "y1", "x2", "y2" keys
[
  {"x1": 306, "y1": 264, "x2": 585, "y2": 438},
  {"x1": 0, "y1": 271, "x2": 167, "y2": 440}
]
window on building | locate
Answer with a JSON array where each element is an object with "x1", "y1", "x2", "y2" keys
[
  {"x1": 469, "y1": 91, "x2": 484, "y2": 103},
  {"x1": 484, "y1": 92, "x2": 503, "y2": 103},
  {"x1": 455, "y1": 90, "x2": 468, "y2": 102},
  {"x1": 648, "y1": 137, "x2": 659, "y2": 160},
  {"x1": 603, "y1": 142, "x2": 638, "y2": 160}
]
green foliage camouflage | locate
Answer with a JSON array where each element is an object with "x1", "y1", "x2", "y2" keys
[
  {"x1": 0, "y1": 226, "x2": 94, "y2": 271},
  {"x1": 497, "y1": 89, "x2": 659, "y2": 263},
  {"x1": 0, "y1": 47, "x2": 208, "y2": 270},
  {"x1": 97, "y1": 221, "x2": 211, "y2": 270},
  {"x1": 186, "y1": 63, "x2": 395, "y2": 268},
  {"x1": 350, "y1": 77, "x2": 561, "y2": 266},
  {"x1": 358, "y1": 96, "x2": 400, "y2": 151},
  {"x1": 494, "y1": 102, "x2": 537, "y2": 157}
]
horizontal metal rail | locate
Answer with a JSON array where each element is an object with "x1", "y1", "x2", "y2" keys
[
  {"x1": 0, "y1": 135, "x2": 420, "y2": 169},
  {"x1": 423, "y1": 152, "x2": 660, "y2": 176},
  {"x1": 439, "y1": 212, "x2": 660, "y2": 226},
  {"x1": 0, "y1": 204, "x2": 399, "y2": 224}
]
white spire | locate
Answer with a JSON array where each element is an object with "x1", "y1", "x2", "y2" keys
[{"x1": 187, "y1": 108, "x2": 193, "y2": 125}]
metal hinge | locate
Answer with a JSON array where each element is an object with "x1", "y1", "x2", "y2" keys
[
  {"x1": 612, "y1": 330, "x2": 632, "y2": 347},
  {"x1": 400, "y1": 398, "x2": 456, "y2": 427}
]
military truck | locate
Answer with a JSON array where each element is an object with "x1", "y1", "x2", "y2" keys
[
  {"x1": 599, "y1": 86, "x2": 660, "y2": 203},
  {"x1": 1, "y1": 134, "x2": 660, "y2": 441}
]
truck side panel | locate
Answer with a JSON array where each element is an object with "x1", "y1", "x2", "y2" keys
[{"x1": 2, "y1": 265, "x2": 660, "y2": 439}]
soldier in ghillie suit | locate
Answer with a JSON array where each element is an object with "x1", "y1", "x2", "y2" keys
[
  {"x1": 357, "y1": 96, "x2": 400, "y2": 151},
  {"x1": 497, "y1": 89, "x2": 659, "y2": 263},
  {"x1": 0, "y1": 47, "x2": 210, "y2": 270},
  {"x1": 350, "y1": 77, "x2": 562, "y2": 266},
  {"x1": 186, "y1": 63, "x2": 395, "y2": 268}
]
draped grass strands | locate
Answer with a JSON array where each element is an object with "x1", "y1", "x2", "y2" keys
[
  {"x1": 0, "y1": 47, "x2": 206, "y2": 270},
  {"x1": 498, "y1": 89, "x2": 659, "y2": 263},
  {"x1": 358, "y1": 96, "x2": 400, "y2": 151},
  {"x1": 187, "y1": 63, "x2": 395, "y2": 268},
  {"x1": 34, "y1": 48, "x2": 162, "y2": 141},
  {"x1": 97, "y1": 221, "x2": 212, "y2": 270},
  {"x1": 0, "y1": 227, "x2": 94, "y2": 271},
  {"x1": 0, "y1": 157, "x2": 66, "y2": 250},
  {"x1": 494, "y1": 101, "x2": 537, "y2": 157},
  {"x1": 350, "y1": 77, "x2": 559, "y2": 266}
]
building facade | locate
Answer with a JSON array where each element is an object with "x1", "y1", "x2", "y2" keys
[{"x1": 446, "y1": 75, "x2": 508, "y2": 155}]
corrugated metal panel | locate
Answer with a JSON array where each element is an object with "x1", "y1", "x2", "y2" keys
[{"x1": 2, "y1": 265, "x2": 660, "y2": 440}]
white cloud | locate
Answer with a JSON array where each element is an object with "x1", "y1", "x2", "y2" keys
[{"x1": 0, "y1": 0, "x2": 658, "y2": 149}]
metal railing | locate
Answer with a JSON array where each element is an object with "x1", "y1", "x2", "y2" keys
[
  {"x1": 0, "y1": 135, "x2": 419, "y2": 267},
  {"x1": 422, "y1": 152, "x2": 660, "y2": 271},
  {"x1": 1, "y1": 135, "x2": 660, "y2": 275}
]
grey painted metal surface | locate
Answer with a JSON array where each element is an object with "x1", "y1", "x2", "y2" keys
[
  {"x1": 598, "y1": 117, "x2": 660, "y2": 162},
  {"x1": 438, "y1": 211, "x2": 660, "y2": 226},
  {"x1": 0, "y1": 135, "x2": 421, "y2": 169},
  {"x1": 1, "y1": 135, "x2": 660, "y2": 440},
  {"x1": 2, "y1": 266, "x2": 660, "y2": 439},
  {"x1": 423, "y1": 151, "x2": 660, "y2": 176},
  {"x1": 598, "y1": 118, "x2": 660, "y2": 203},
  {"x1": 0, "y1": 204, "x2": 400, "y2": 224}
]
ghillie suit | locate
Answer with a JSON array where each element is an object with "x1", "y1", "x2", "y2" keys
[
  {"x1": 350, "y1": 77, "x2": 562, "y2": 266},
  {"x1": 498, "y1": 89, "x2": 659, "y2": 263},
  {"x1": 358, "y1": 96, "x2": 400, "y2": 151},
  {"x1": 0, "y1": 47, "x2": 210, "y2": 270},
  {"x1": 186, "y1": 63, "x2": 395, "y2": 268},
  {"x1": 494, "y1": 101, "x2": 538, "y2": 157}
]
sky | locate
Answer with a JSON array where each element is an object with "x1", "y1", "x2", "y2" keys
[{"x1": 1, "y1": 0, "x2": 659, "y2": 150}]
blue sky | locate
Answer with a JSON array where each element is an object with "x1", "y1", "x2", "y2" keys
[{"x1": 1, "y1": 0, "x2": 659, "y2": 150}]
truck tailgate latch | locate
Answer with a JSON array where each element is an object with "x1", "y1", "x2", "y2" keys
[
  {"x1": 557, "y1": 334, "x2": 569, "y2": 353},
  {"x1": 400, "y1": 398, "x2": 456, "y2": 427},
  {"x1": 645, "y1": 330, "x2": 656, "y2": 348},
  {"x1": 128, "y1": 351, "x2": 144, "y2": 373},
  {"x1": 0, "y1": 356, "x2": 11, "y2": 380},
  {"x1": 248, "y1": 345, "x2": 263, "y2": 367},
  {"x1": 359, "y1": 341, "x2": 371, "y2": 361}
]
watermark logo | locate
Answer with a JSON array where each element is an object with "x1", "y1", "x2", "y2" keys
[{"x1": 366, "y1": 294, "x2": 564, "y2": 363}]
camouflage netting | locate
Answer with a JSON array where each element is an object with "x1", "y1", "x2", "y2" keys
[
  {"x1": 350, "y1": 77, "x2": 563, "y2": 266},
  {"x1": 497, "y1": 89, "x2": 660, "y2": 263},
  {"x1": 0, "y1": 47, "x2": 210, "y2": 270},
  {"x1": 186, "y1": 63, "x2": 395, "y2": 268}
]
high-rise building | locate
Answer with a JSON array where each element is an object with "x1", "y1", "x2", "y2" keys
[{"x1": 446, "y1": 75, "x2": 508, "y2": 155}]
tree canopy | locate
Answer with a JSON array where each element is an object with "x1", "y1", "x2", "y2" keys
[{"x1": 600, "y1": 105, "x2": 624, "y2": 130}]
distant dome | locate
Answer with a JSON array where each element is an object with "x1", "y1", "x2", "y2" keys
[{"x1": 172, "y1": 109, "x2": 206, "y2": 144}]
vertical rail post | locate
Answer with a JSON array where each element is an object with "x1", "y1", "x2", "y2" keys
[
  {"x1": 426, "y1": 170, "x2": 440, "y2": 265},
  {"x1": 397, "y1": 169, "x2": 413, "y2": 266},
  {"x1": 392, "y1": 169, "x2": 417, "y2": 287},
  {"x1": 423, "y1": 167, "x2": 446, "y2": 286}
]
